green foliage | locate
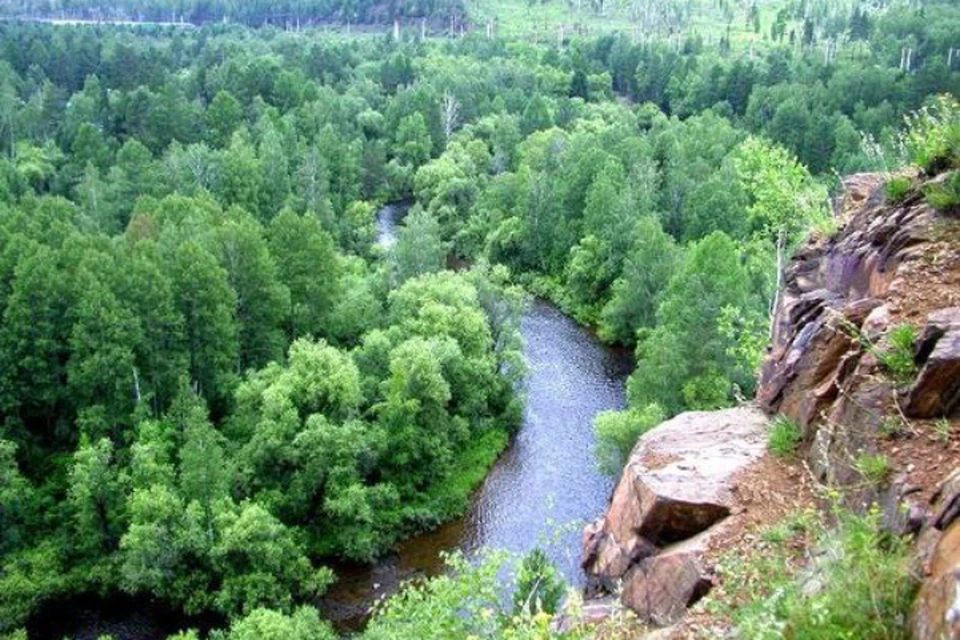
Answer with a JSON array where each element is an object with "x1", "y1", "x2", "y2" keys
[
  {"x1": 879, "y1": 324, "x2": 919, "y2": 386},
  {"x1": 211, "y1": 607, "x2": 337, "y2": 640},
  {"x1": 934, "y1": 418, "x2": 953, "y2": 443},
  {"x1": 855, "y1": 453, "x2": 893, "y2": 487},
  {"x1": 885, "y1": 176, "x2": 913, "y2": 204},
  {"x1": 904, "y1": 95, "x2": 960, "y2": 175},
  {"x1": 628, "y1": 232, "x2": 761, "y2": 415},
  {"x1": 593, "y1": 404, "x2": 665, "y2": 475},
  {"x1": 512, "y1": 548, "x2": 567, "y2": 616},
  {"x1": 924, "y1": 171, "x2": 960, "y2": 212},
  {"x1": 361, "y1": 551, "x2": 568, "y2": 640},
  {"x1": 769, "y1": 415, "x2": 803, "y2": 459},
  {"x1": 729, "y1": 507, "x2": 917, "y2": 640}
]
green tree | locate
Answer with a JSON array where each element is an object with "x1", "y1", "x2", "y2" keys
[
  {"x1": 389, "y1": 206, "x2": 448, "y2": 288},
  {"x1": 68, "y1": 437, "x2": 124, "y2": 554},
  {"x1": 268, "y1": 209, "x2": 342, "y2": 340},
  {"x1": 169, "y1": 240, "x2": 239, "y2": 409},
  {"x1": 599, "y1": 216, "x2": 681, "y2": 345}
]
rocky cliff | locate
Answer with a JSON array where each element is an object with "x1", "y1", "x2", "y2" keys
[{"x1": 580, "y1": 171, "x2": 960, "y2": 638}]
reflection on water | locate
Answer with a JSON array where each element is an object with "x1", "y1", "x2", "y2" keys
[
  {"x1": 375, "y1": 202, "x2": 410, "y2": 249},
  {"x1": 321, "y1": 298, "x2": 632, "y2": 629}
]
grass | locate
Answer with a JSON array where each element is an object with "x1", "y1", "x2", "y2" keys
[
  {"x1": 855, "y1": 453, "x2": 892, "y2": 487},
  {"x1": 878, "y1": 324, "x2": 918, "y2": 387},
  {"x1": 924, "y1": 171, "x2": 960, "y2": 213},
  {"x1": 721, "y1": 506, "x2": 917, "y2": 640},
  {"x1": 934, "y1": 418, "x2": 953, "y2": 443},
  {"x1": 884, "y1": 176, "x2": 913, "y2": 204},
  {"x1": 769, "y1": 414, "x2": 803, "y2": 459}
]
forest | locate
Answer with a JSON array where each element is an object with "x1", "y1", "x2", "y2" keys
[{"x1": 0, "y1": 0, "x2": 957, "y2": 637}]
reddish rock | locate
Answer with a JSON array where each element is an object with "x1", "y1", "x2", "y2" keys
[
  {"x1": 906, "y1": 310, "x2": 960, "y2": 418},
  {"x1": 621, "y1": 549, "x2": 711, "y2": 626},
  {"x1": 583, "y1": 407, "x2": 767, "y2": 592},
  {"x1": 913, "y1": 520, "x2": 960, "y2": 640}
]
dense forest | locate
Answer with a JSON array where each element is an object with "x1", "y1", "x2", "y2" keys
[
  {"x1": 0, "y1": 0, "x2": 468, "y2": 26},
  {"x1": 0, "y1": 0, "x2": 957, "y2": 637}
]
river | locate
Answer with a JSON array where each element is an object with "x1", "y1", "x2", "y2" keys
[
  {"x1": 28, "y1": 203, "x2": 631, "y2": 639},
  {"x1": 320, "y1": 204, "x2": 631, "y2": 629}
]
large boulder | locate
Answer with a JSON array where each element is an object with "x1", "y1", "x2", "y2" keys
[{"x1": 583, "y1": 407, "x2": 769, "y2": 621}]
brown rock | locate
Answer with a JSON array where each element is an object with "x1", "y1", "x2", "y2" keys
[
  {"x1": 932, "y1": 468, "x2": 960, "y2": 531},
  {"x1": 912, "y1": 521, "x2": 960, "y2": 640},
  {"x1": 584, "y1": 408, "x2": 767, "y2": 587},
  {"x1": 906, "y1": 323, "x2": 960, "y2": 418},
  {"x1": 621, "y1": 549, "x2": 711, "y2": 626}
]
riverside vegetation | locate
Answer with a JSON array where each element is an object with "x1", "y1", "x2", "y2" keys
[{"x1": 0, "y1": 0, "x2": 957, "y2": 638}]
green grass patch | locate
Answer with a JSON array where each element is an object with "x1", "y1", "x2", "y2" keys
[
  {"x1": 884, "y1": 176, "x2": 913, "y2": 204},
  {"x1": 717, "y1": 507, "x2": 917, "y2": 640},
  {"x1": 878, "y1": 324, "x2": 918, "y2": 387},
  {"x1": 769, "y1": 414, "x2": 803, "y2": 458},
  {"x1": 924, "y1": 171, "x2": 960, "y2": 213},
  {"x1": 855, "y1": 453, "x2": 892, "y2": 487}
]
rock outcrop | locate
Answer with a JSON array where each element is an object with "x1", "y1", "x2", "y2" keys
[
  {"x1": 755, "y1": 172, "x2": 960, "y2": 639},
  {"x1": 580, "y1": 171, "x2": 960, "y2": 634},
  {"x1": 582, "y1": 407, "x2": 768, "y2": 625},
  {"x1": 913, "y1": 470, "x2": 960, "y2": 639}
]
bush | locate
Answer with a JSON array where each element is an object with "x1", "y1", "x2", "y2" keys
[
  {"x1": 905, "y1": 95, "x2": 960, "y2": 175},
  {"x1": 924, "y1": 171, "x2": 960, "y2": 213},
  {"x1": 361, "y1": 551, "x2": 569, "y2": 640},
  {"x1": 512, "y1": 548, "x2": 567, "y2": 616},
  {"x1": 884, "y1": 176, "x2": 913, "y2": 203},
  {"x1": 730, "y1": 507, "x2": 917, "y2": 640},
  {"x1": 593, "y1": 404, "x2": 665, "y2": 475},
  {"x1": 769, "y1": 415, "x2": 803, "y2": 458}
]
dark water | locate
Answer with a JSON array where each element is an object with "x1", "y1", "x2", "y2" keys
[
  {"x1": 28, "y1": 203, "x2": 631, "y2": 638},
  {"x1": 375, "y1": 202, "x2": 410, "y2": 249},
  {"x1": 29, "y1": 594, "x2": 223, "y2": 640},
  {"x1": 322, "y1": 204, "x2": 632, "y2": 628}
]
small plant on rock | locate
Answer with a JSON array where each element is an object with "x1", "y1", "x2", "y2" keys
[
  {"x1": 879, "y1": 415, "x2": 909, "y2": 439},
  {"x1": 885, "y1": 176, "x2": 913, "y2": 203},
  {"x1": 855, "y1": 453, "x2": 892, "y2": 486},
  {"x1": 878, "y1": 324, "x2": 918, "y2": 387},
  {"x1": 923, "y1": 171, "x2": 960, "y2": 213},
  {"x1": 769, "y1": 415, "x2": 803, "y2": 459}
]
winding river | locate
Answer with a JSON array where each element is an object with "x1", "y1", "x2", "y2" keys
[
  {"x1": 320, "y1": 204, "x2": 632, "y2": 629},
  {"x1": 29, "y1": 203, "x2": 631, "y2": 639}
]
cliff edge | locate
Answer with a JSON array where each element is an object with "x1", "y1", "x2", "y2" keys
[{"x1": 579, "y1": 170, "x2": 960, "y2": 638}]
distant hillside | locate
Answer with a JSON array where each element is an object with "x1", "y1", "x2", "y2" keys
[{"x1": 0, "y1": 0, "x2": 466, "y2": 26}]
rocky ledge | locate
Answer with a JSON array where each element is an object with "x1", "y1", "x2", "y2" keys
[
  {"x1": 581, "y1": 407, "x2": 769, "y2": 626},
  {"x1": 580, "y1": 171, "x2": 960, "y2": 636}
]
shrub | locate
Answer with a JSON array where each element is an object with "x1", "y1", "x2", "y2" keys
[
  {"x1": 924, "y1": 171, "x2": 960, "y2": 213},
  {"x1": 769, "y1": 415, "x2": 803, "y2": 458},
  {"x1": 878, "y1": 324, "x2": 918, "y2": 386},
  {"x1": 593, "y1": 403, "x2": 665, "y2": 475},
  {"x1": 729, "y1": 507, "x2": 917, "y2": 640},
  {"x1": 855, "y1": 453, "x2": 892, "y2": 486},
  {"x1": 904, "y1": 95, "x2": 960, "y2": 175},
  {"x1": 884, "y1": 176, "x2": 913, "y2": 203},
  {"x1": 512, "y1": 548, "x2": 567, "y2": 616}
]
